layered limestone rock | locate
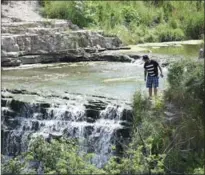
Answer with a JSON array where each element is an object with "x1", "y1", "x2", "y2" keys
[{"x1": 1, "y1": 20, "x2": 125, "y2": 67}]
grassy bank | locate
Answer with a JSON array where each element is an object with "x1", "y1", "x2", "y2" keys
[{"x1": 40, "y1": 1, "x2": 204, "y2": 45}]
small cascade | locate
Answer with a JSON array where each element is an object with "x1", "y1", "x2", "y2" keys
[
  {"x1": 1, "y1": 94, "x2": 132, "y2": 168},
  {"x1": 132, "y1": 58, "x2": 144, "y2": 66}
]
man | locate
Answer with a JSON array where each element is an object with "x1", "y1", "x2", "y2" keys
[{"x1": 142, "y1": 55, "x2": 163, "y2": 98}]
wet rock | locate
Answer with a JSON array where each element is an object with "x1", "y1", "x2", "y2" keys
[
  {"x1": 31, "y1": 121, "x2": 39, "y2": 131},
  {"x1": 121, "y1": 109, "x2": 133, "y2": 122},
  {"x1": 1, "y1": 59, "x2": 21, "y2": 67},
  {"x1": 49, "y1": 133, "x2": 63, "y2": 140},
  {"x1": 116, "y1": 128, "x2": 131, "y2": 139},
  {"x1": 104, "y1": 36, "x2": 122, "y2": 48},
  {"x1": 2, "y1": 131, "x2": 22, "y2": 156},
  {"x1": 10, "y1": 99, "x2": 25, "y2": 112},
  {"x1": 115, "y1": 128, "x2": 131, "y2": 156},
  {"x1": 37, "y1": 161, "x2": 44, "y2": 175},
  {"x1": 18, "y1": 55, "x2": 58, "y2": 64},
  {"x1": 84, "y1": 126, "x2": 94, "y2": 137},
  {"x1": 1, "y1": 98, "x2": 9, "y2": 107},
  {"x1": 119, "y1": 46, "x2": 131, "y2": 50},
  {"x1": 85, "y1": 109, "x2": 99, "y2": 122},
  {"x1": 7, "y1": 89, "x2": 27, "y2": 94},
  {"x1": 98, "y1": 52, "x2": 133, "y2": 62},
  {"x1": 5, "y1": 118, "x2": 21, "y2": 129},
  {"x1": 62, "y1": 96, "x2": 70, "y2": 100},
  {"x1": 28, "y1": 161, "x2": 40, "y2": 170},
  {"x1": 128, "y1": 54, "x2": 141, "y2": 60},
  {"x1": 39, "y1": 103, "x2": 50, "y2": 108},
  {"x1": 84, "y1": 47, "x2": 106, "y2": 53},
  {"x1": 1, "y1": 107, "x2": 16, "y2": 118},
  {"x1": 162, "y1": 62, "x2": 169, "y2": 67},
  {"x1": 1, "y1": 57, "x2": 12, "y2": 63},
  {"x1": 1, "y1": 130, "x2": 10, "y2": 155}
]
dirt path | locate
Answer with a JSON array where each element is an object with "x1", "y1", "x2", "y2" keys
[{"x1": 1, "y1": 1, "x2": 44, "y2": 23}]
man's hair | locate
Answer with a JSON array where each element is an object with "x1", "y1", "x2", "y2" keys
[{"x1": 142, "y1": 55, "x2": 149, "y2": 60}]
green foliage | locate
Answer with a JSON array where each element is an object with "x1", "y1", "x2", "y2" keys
[
  {"x1": 2, "y1": 157, "x2": 24, "y2": 174},
  {"x1": 184, "y1": 12, "x2": 204, "y2": 39},
  {"x1": 155, "y1": 24, "x2": 185, "y2": 42},
  {"x1": 133, "y1": 91, "x2": 150, "y2": 125},
  {"x1": 41, "y1": 1, "x2": 204, "y2": 44},
  {"x1": 2, "y1": 136, "x2": 106, "y2": 174},
  {"x1": 129, "y1": 59, "x2": 204, "y2": 174},
  {"x1": 193, "y1": 166, "x2": 205, "y2": 175},
  {"x1": 163, "y1": 59, "x2": 205, "y2": 173},
  {"x1": 42, "y1": 1, "x2": 94, "y2": 28},
  {"x1": 166, "y1": 60, "x2": 204, "y2": 110}
]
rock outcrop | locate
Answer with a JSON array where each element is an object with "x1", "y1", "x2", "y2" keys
[{"x1": 1, "y1": 20, "x2": 128, "y2": 67}]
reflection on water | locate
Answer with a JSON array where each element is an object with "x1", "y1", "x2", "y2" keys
[{"x1": 144, "y1": 44, "x2": 201, "y2": 58}]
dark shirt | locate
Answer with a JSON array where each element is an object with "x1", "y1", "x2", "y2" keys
[{"x1": 144, "y1": 60, "x2": 159, "y2": 77}]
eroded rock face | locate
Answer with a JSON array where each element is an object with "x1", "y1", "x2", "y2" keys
[{"x1": 1, "y1": 20, "x2": 124, "y2": 67}]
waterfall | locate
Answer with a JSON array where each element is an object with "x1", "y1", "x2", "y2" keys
[{"x1": 1, "y1": 95, "x2": 132, "y2": 168}]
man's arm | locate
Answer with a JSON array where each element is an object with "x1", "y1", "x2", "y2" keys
[
  {"x1": 144, "y1": 69, "x2": 147, "y2": 81},
  {"x1": 158, "y1": 65, "x2": 163, "y2": 77}
]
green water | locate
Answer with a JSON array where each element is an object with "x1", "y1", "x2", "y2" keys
[
  {"x1": 2, "y1": 62, "x2": 149, "y2": 101},
  {"x1": 143, "y1": 43, "x2": 201, "y2": 58}
]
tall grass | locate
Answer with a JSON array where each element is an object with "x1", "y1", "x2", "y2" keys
[{"x1": 41, "y1": 1, "x2": 204, "y2": 44}]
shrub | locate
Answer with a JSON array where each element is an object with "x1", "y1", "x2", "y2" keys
[
  {"x1": 184, "y1": 12, "x2": 204, "y2": 39},
  {"x1": 155, "y1": 24, "x2": 185, "y2": 42},
  {"x1": 42, "y1": 1, "x2": 94, "y2": 28},
  {"x1": 2, "y1": 136, "x2": 106, "y2": 174},
  {"x1": 164, "y1": 60, "x2": 204, "y2": 173}
]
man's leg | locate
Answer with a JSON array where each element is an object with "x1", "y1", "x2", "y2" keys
[
  {"x1": 154, "y1": 76, "x2": 159, "y2": 96},
  {"x1": 146, "y1": 76, "x2": 152, "y2": 98},
  {"x1": 149, "y1": 88, "x2": 152, "y2": 97},
  {"x1": 154, "y1": 88, "x2": 157, "y2": 96}
]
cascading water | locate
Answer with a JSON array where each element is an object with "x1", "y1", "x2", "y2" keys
[{"x1": 1, "y1": 91, "x2": 132, "y2": 168}]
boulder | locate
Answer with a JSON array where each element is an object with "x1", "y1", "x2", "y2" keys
[
  {"x1": 48, "y1": 133, "x2": 63, "y2": 140},
  {"x1": 1, "y1": 59, "x2": 21, "y2": 67}
]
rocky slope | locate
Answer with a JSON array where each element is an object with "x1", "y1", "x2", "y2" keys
[{"x1": 1, "y1": 1, "x2": 138, "y2": 67}]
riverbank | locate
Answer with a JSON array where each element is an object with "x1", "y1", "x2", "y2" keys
[{"x1": 2, "y1": 1, "x2": 203, "y2": 67}]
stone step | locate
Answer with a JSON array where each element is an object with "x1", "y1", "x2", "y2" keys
[{"x1": 1, "y1": 19, "x2": 79, "y2": 30}]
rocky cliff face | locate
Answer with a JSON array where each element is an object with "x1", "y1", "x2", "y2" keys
[{"x1": 1, "y1": 19, "x2": 125, "y2": 67}]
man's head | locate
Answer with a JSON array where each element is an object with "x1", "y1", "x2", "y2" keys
[{"x1": 142, "y1": 55, "x2": 149, "y2": 62}]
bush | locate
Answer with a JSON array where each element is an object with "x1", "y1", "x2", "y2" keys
[
  {"x1": 2, "y1": 136, "x2": 106, "y2": 174},
  {"x1": 155, "y1": 24, "x2": 185, "y2": 42},
  {"x1": 184, "y1": 12, "x2": 204, "y2": 39},
  {"x1": 42, "y1": 1, "x2": 94, "y2": 28},
  {"x1": 164, "y1": 60, "x2": 204, "y2": 173}
]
